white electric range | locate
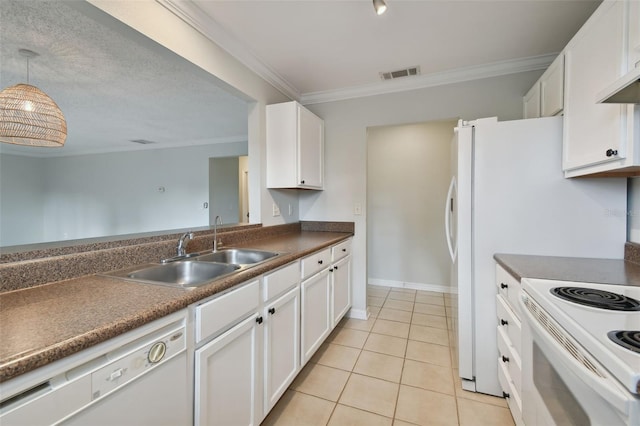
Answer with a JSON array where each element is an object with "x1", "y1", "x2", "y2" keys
[{"x1": 519, "y1": 278, "x2": 640, "y2": 425}]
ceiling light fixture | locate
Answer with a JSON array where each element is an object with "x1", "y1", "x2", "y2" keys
[
  {"x1": 373, "y1": 0, "x2": 387, "y2": 15},
  {"x1": 0, "y1": 49, "x2": 67, "y2": 147}
]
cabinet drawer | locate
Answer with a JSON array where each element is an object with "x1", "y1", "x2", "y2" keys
[
  {"x1": 498, "y1": 357, "x2": 522, "y2": 424},
  {"x1": 496, "y1": 295, "x2": 522, "y2": 355},
  {"x1": 495, "y1": 265, "x2": 522, "y2": 318},
  {"x1": 497, "y1": 326, "x2": 522, "y2": 394},
  {"x1": 195, "y1": 280, "x2": 260, "y2": 343},
  {"x1": 263, "y1": 261, "x2": 300, "y2": 302},
  {"x1": 331, "y1": 239, "x2": 351, "y2": 262},
  {"x1": 301, "y1": 248, "x2": 331, "y2": 280}
]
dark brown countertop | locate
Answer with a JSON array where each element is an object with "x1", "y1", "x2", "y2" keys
[
  {"x1": 494, "y1": 253, "x2": 640, "y2": 287},
  {"x1": 0, "y1": 230, "x2": 351, "y2": 383}
]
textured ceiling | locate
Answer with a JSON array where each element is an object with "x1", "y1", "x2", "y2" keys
[{"x1": 0, "y1": 0, "x2": 249, "y2": 157}]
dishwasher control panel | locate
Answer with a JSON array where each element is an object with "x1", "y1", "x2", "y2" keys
[{"x1": 91, "y1": 326, "x2": 185, "y2": 400}]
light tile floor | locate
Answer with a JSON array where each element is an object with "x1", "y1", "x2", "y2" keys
[{"x1": 262, "y1": 286, "x2": 515, "y2": 426}]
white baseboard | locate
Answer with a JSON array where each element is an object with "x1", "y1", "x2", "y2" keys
[
  {"x1": 347, "y1": 307, "x2": 369, "y2": 320},
  {"x1": 368, "y1": 278, "x2": 456, "y2": 294}
]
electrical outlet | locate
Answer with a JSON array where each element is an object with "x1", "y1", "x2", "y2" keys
[
  {"x1": 354, "y1": 203, "x2": 362, "y2": 215},
  {"x1": 272, "y1": 203, "x2": 280, "y2": 217}
]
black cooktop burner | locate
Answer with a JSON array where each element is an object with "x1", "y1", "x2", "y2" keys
[
  {"x1": 551, "y1": 287, "x2": 640, "y2": 311},
  {"x1": 608, "y1": 330, "x2": 640, "y2": 354}
]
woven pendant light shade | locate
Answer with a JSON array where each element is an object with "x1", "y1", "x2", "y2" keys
[{"x1": 0, "y1": 83, "x2": 67, "y2": 147}]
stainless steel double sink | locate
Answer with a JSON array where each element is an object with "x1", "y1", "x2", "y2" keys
[{"x1": 103, "y1": 249, "x2": 279, "y2": 289}]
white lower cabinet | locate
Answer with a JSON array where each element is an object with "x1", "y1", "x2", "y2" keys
[
  {"x1": 195, "y1": 313, "x2": 261, "y2": 426},
  {"x1": 331, "y1": 255, "x2": 351, "y2": 327},
  {"x1": 495, "y1": 264, "x2": 524, "y2": 426},
  {"x1": 193, "y1": 239, "x2": 352, "y2": 424},
  {"x1": 263, "y1": 286, "x2": 300, "y2": 413},
  {"x1": 300, "y1": 268, "x2": 332, "y2": 365}
]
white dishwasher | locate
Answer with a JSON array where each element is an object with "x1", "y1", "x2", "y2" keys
[{"x1": 0, "y1": 310, "x2": 191, "y2": 426}]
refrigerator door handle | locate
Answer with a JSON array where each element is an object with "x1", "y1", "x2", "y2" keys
[{"x1": 445, "y1": 176, "x2": 458, "y2": 262}]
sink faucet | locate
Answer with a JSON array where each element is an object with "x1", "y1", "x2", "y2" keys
[
  {"x1": 177, "y1": 231, "x2": 194, "y2": 256},
  {"x1": 213, "y1": 215, "x2": 223, "y2": 252}
]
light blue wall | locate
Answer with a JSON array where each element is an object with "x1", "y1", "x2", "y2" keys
[{"x1": 0, "y1": 141, "x2": 246, "y2": 246}]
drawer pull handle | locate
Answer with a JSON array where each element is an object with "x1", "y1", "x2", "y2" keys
[
  {"x1": 503, "y1": 391, "x2": 510, "y2": 399},
  {"x1": 318, "y1": 260, "x2": 323, "y2": 265},
  {"x1": 500, "y1": 283, "x2": 508, "y2": 289},
  {"x1": 502, "y1": 355, "x2": 509, "y2": 363},
  {"x1": 256, "y1": 316, "x2": 263, "y2": 324},
  {"x1": 500, "y1": 319, "x2": 508, "y2": 326},
  {"x1": 268, "y1": 307, "x2": 276, "y2": 315}
]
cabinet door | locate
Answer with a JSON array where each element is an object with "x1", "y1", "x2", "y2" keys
[
  {"x1": 331, "y1": 256, "x2": 351, "y2": 328},
  {"x1": 264, "y1": 287, "x2": 300, "y2": 414},
  {"x1": 300, "y1": 269, "x2": 331, "y2": 365},
  {"x1": 195, "y1": 314, "x2": 261, "y2": 426},
  {"x1": 297, "y1": 105, "x2": 324, "y2": 189},
  {"x1": 540, "y1": 54, "x2": 564, "y2": 117},
  {"x1": 629, "y1": 0, "x2": 640, "y2": 69},
  {"x1": 523, "y1": 83, "x2": 541, "y2": 119},
  {"x1": 563, "y1": 1, "x2": 627, "y2": 171}
]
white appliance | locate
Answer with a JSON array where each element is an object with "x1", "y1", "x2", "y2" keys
[
  {"x1": 0, "y1": 312, "x2": 190, "y2": 425},
  {"x1": 520, "y1": 278, "x2": 640, "y2": 425},
  {"x1": 445, "y1": 116, "x2": 627, "y2": 396}
]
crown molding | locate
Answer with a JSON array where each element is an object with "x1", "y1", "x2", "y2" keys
[
  {"x1": 300, "y1": 53, "x2": 558, "y2": 105},
  {"x1": 156, "y1": 0, "x2": 301, "y2": 101}
]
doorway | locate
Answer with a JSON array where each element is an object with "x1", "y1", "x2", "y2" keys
[{"x1": 366, "y1": 120, "x2": 456, "y2": 293}]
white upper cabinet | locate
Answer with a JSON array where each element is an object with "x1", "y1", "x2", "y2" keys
[
  {"x1": 540, "y1": 54, "x2": 564, "y2": 117},
  {"x1": 266, "y1": 101, "x2": 324, "y2": 189},
  {"x1": 523, "y1": 83, "x2": 541, "y2": 119},
  {"x1": 523, "y1": 54, "x2": 564, "y2": 119},
  {"x1": 629, "y1": 0, "x2": 640, "y2": 68},
  {"x1": 563, "y1": 0, "x2": 639, "y2": 177}
]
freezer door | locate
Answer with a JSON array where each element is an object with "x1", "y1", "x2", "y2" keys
[{"x1": 451, "y1": 122, "x2": 475, "y2": 385}]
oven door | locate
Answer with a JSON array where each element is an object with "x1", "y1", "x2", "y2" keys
[{"x1": 520, "y1": 292, "x2": 638, "y2": 426}]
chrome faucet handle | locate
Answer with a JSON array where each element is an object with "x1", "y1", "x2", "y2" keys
[{"x1": 177, "y1": 231, "x2": 194, "y2": 256}]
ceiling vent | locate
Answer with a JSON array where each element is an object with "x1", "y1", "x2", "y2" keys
[
  {"x1": 380, "y1": 66, "x2": 421, "y2": 81},
  {"x1": 129, "y1": 139, "x2": 156, "y2": 145}
]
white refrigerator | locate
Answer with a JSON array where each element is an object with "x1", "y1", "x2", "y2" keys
[{"x1": 445, "y1": 116, "x2": 627, "y2": 396}]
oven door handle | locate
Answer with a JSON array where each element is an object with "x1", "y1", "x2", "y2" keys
[{"x1": 520, "y1": 296, "x2": 631, "y2": 415}]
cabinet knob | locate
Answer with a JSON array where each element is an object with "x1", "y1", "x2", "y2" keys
[
  {"x1": 606, "y1": 148, "x2": 618, "y2": 157},
  {"x1": 318, "y1": 260, "x2": 323, "y2": 265},
  {"x1": 342, "y1": 248, "x2": 347, "y2": 252},
  {"x1": 268, "y1": 307, "x2": 276, "y2": 315},
  {"x1": 334, "y1": 265, "x2": 339, "y2": 270},
  {"x1": 329, "y1": 268, "x2": 334, "y2": 272},
  {"x1": 500, "y1": 283, "x2": 508, "y2": 289},
  {"x1": 500, "y1": 319, "x2": 508, "y2": 326},
  {"x1": 502, "y1": 355, "x2": 509, "y2": 363},
  {"x1": 503, "y1": 391, "x2": 510, "y2": 399},
  {"x1": 301, "y1": 180, "x2": 306, "y2": 184},
  {"x1": 256, "y1": 316, "x2": 263, "y2": 324}
]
